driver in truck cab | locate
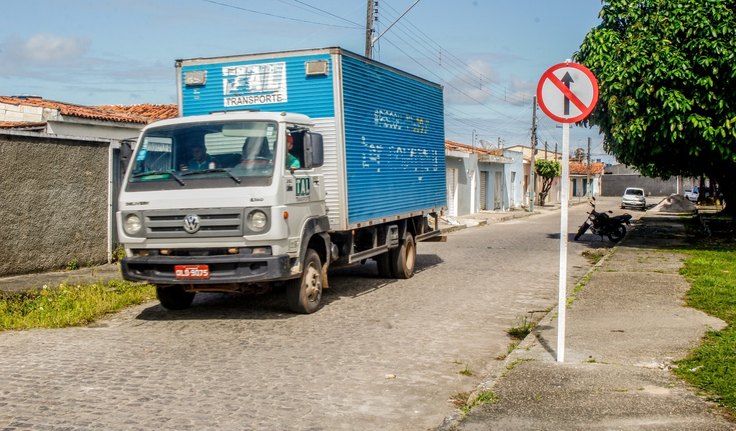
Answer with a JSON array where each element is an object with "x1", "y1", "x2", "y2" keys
[
  {"x1": 184, "y1": 142, "x2": 216, "y2": 171},
  {"x1": 286, "y1": 133, "x2": 301, "y2": 169}
]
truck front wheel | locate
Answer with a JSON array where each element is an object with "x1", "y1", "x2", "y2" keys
[
  {"x1": 391, "y1": 232, "x2": 416, "y2": 279},
  {"x1": 287, "y1": 249, "x2": 323, "y2": 314},
  {"x1": 156, "y1": 285, "x2": 195, "y2": 310}
]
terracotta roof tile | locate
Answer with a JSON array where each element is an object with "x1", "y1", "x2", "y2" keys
[
  {"x1": 445, "y1": 140, "x2": 504, "y2": 156},
  {"x1": 94, "y1": 104, "x2": 178, "y2": 121},
  {"x1": 569, "y1": 161, "x2": 605, "y2": 175},
  {"x1": 0, "y1": 96, "x2": 159, "y2": 124},
  {"x1": 0, "y1": 121, "x2": 46, "y2": 130}
]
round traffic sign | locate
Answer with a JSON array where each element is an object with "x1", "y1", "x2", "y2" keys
[{"x1": 537, "y1": 63, "x2": 598, "y2": 123}]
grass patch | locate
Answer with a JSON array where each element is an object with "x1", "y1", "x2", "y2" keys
[
  {"x1": 458, "y1": 364, "x2": 474, "y2": 376},
  {"x1": 566, "y1": 275, "x2": 591, "y2": 307},
  {"x1": 461, "y1": 390, "x2": 498, "y2": 415},
  {"x1": 582, "y1": 248, "x2": 607, "y2": 265},
  {"x1": 449, "y1": 391, "x2": 470, "y2": 408},
  {"x1": 506, "y1": 316, "x2": 535, "y2": 340},
  {"x1": 66, "y1": 258, "x2": 79, "y2": 271},
  {"x1": 674, "y1": 243, "x2": 736, "y2": 412},
  {"x1": 0, "y1": 280, "x2": 156, "y2": 331}
]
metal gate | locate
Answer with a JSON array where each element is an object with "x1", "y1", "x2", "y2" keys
[{"x1": 480, "y1": 171, "x2": 488, "y2": 210}]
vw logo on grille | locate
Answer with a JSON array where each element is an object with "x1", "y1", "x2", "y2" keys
[{"x1": 183, "y1": 214, "x2": 201, "y2": 234}]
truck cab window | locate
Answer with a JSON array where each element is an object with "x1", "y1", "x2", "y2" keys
[{"x1": 128, "y1": 120, "x2": 277, "y2": 187}]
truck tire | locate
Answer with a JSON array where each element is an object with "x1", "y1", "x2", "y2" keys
[
  {"x1": 390, "y1": 232, "x2": 416, "y2": 279},
  {"x1": 287, "y1": 249, "x2": 323, "y2": 314},
  {"x1": 156, "y1": 285, "x2": 195, "y2": 310},
  {"x1": 376, "y1": 253, "x2": 393, "y2": 278}
]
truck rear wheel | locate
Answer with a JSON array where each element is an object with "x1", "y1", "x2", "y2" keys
[
  {"x1": 287, "y1": 249, "x2": 323, "y2": 314},
  {"x1": 156, "y1": 285, "x2": 195, "y2": 310},
  {"x1": 376, "y1": 253, "x2": 393, "y2": 278},
  {"x1": 390, "y1": 232, "x2": 416, "y2": 279}
]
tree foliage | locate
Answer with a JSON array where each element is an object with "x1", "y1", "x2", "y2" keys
[
  {"x1": 575, "y1": 0, "x2": 736, "y2": 212},
  {"x1": 536, "y1": 159, "x2": 561, "y2": 206}
]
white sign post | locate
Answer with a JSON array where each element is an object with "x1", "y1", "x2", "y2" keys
[{"x1": 536, "y1": 62, "x2": 598, "y2": 363}]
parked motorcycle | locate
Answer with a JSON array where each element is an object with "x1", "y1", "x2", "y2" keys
[{"x1": 574, "y1": 198, "x2": 632, "y2": 243}]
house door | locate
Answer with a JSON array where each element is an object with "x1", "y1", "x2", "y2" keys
[
  {"x1": 480, "y1": 171, "x2": 488, "y2": 210},
  {"x1": 447, "y1": 168, "x2": 458, "y2": 217}
]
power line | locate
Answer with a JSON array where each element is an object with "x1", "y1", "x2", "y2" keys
[
  {"x1": 381, "y1": 37, "x2": 527, "y2": 125},
  {"x1": 279, "y1": 0, "x2": 363, "y2": 27},
  {"x1": 380, "y1": 2, "x2": 529, "y2": 105},
  {"x1": 202, "y1": 0, "x2": 361, "y2": 28}
]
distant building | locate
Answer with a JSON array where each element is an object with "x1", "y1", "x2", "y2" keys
[
  {"x1": 569, "y1": 161, "x2": 604, "y2": 198},
  {"x1": 445, "y1": 141, "x2": 523, "y2": 218},
  {"x1": 602, "y1": 164, "x2": 680, "y2": 196}
]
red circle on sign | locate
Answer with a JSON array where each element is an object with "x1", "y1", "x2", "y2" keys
[{"x1": 536, "y1": 63, "x2": 598, "y2": 123}]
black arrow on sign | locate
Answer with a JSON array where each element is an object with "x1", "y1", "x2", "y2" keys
[{"x1": 561, "y1": 72, "x2": 574, "y2": 115}]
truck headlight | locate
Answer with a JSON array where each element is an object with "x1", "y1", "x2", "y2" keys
[
  {"x1": 247, "y1": 210, "x2": 268, "y2": 232},
  {"x1": 124, "y1": 213, "x2": 143, "y2": 235}
]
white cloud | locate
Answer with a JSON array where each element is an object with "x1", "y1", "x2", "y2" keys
[
  {"x1": 21, "y1": 34, "x2": 90, "y2": 63},
  {"x1": 2, "y1": 34, "x2": 90, "y2": 65},
  {"x1": 445, "y1": 59, "x2": 498, "y2": 105},
  {"x1": 506, "y1": 76, "x2": 535, "y2": 106}
]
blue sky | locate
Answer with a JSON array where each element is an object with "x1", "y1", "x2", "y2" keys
[{"x1": 0, "y1": 0, "x2": 611, "y2": 161}]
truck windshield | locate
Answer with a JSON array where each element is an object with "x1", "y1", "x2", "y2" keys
[{"x1": 128, "y1": 120, "x2": 278, "y2": 186}]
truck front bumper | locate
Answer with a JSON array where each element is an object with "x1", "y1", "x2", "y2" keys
[{"x1": 121, "y1": 254, "x2": 293, "y2": 285}]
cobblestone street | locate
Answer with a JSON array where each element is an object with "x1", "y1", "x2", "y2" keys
[{"x1": 0, "y1": 203, "x2": 617, "y2": 430}]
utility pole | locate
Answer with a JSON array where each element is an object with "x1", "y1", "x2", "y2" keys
[
  {"x1": 369, "y1": 0, "x2": 420, "y2": 57},
  {"x1": 586, "y1": 137, "x2": 591, "y2": 198},
  {"x1": 555, "y1": 143, "x2": 558, "y2": 160},
  {"x1": 529, "y1": 96, "x2": 537, "y2": 211},
  {"x1": 364, "y1": 0, "x2": 375, "y2": 58},
  {"x1": 544, "y1": 140, "x2": 548, "y2": 160}
]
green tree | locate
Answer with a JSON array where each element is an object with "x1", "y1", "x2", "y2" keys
[
  {"x1": 575, "y1": 0, "x2": 736, "y2": 214},
  {"x1": 536, "y1": 159, "x2": 561, "y2": 206}
]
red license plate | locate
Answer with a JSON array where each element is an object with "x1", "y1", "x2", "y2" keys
[{"x1": 174, "y1": 265, "x2": 210, "y2": 279}]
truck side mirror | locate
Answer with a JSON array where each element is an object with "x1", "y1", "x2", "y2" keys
[{"x1": 303, "y1": 132, "x2": 324, "y2": 168}]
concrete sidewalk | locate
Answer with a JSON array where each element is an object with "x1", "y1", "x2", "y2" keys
[
  {"x1": 0, "y1": 263, "x2": 123, "y2": 295},
  {"x1": 440, "y1": 202, "x2": 575, "y2": 233},
  {"x1": 442, "y1": 213, "x2": 736, "y2": 430}
]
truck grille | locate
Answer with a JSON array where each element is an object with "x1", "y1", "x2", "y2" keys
[{"x1": 144, "y1": 209, "x2": 243, "y2": 238}]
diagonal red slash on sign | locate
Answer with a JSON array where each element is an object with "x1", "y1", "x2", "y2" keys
[
  {"x1": 537, "y1": 62, "x2": 598, "y2": 124},
  {"x1": 542, "y1": 70, "x2": 588, "y2": 114}
]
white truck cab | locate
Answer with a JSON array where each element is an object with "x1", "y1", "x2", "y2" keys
[{"x1": 118, "y1": 111, "x2": 330, "y2": 311}]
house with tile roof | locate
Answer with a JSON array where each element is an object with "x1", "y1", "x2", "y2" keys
[
  {"x1": 505, "y1": 144, "x2": 563, "y2": 207},
  {"x1": 0, "y1": 96, "x2": 178, "y2": 276},
  {"x1": 0, "y1": 96, "x2": 177, "y2": 140},
  {"x1": 569, "y1": 161, "x2": 605, "y2": 198},
  {"x1": 445, "y1": 140, "x2": 524, "y2": 219}
]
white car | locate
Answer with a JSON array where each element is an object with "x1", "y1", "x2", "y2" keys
[
  {"x1": 621, "y1": 187, "x2": 646, "y2": 210},
  {"x1": 684, "y1": 187, "x2": 699, "y2": 202}
]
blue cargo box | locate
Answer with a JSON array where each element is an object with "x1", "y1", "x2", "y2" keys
[{"x1": 176, "y1": 47, "x2": 447, "y2": 231}]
